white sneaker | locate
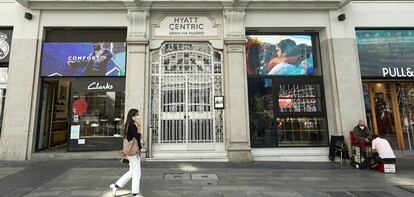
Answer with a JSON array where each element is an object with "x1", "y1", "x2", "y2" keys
[{"x1": 109, "y1": 184, "x2": 118, "y2": 196}]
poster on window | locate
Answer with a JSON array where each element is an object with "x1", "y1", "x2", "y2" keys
[
  {"x1": 356, "y1": 29, "x2": 414, "y2": 78},
  {"x1": 0, "y1": 29, "x2": 13, "y2": 64},
  {"x1": 246, "y1": 35, "x2": 315, "y2": 76},
  {"x1": 41, "y1": 42, "x2": 126, "y2": 77}
]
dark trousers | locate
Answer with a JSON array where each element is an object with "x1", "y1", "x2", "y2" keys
[{"x1": 358, "y1": 139, "x2": 367, "y2": 153}]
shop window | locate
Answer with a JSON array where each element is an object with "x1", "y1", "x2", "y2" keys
[
  {"x1": 0, "y1": 63, "x2": 8, "y2": 139},
  {"x1": 248, "y1": 78, "x2": 277, "y2": 147},
  {"x1": 72, "y1": 91, "x2": 125, "y2": 138},
  {"x1": 247, "y1": 33, "x2": 328, "y2": 147},
  {"x1": 276, "y1": 117, "x2": 328, "y2": 146},
  {"x1": 0, "y1": 28, "x2": 12, "y2": 137},
  {"x1": 277, "y1": 83, "x2": 323, "y2": 113}
]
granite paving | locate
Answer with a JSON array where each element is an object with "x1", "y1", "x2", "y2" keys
[{"x1": 0, "y1": 159, "x2": 413, "y2": 197}]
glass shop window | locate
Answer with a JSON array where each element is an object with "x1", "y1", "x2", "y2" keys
[{"x1": 72, "y1": 91, "x2": 125, "y2": 137}]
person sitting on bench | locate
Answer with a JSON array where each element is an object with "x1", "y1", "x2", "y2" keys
[{"x1": 353, "y1": 120, "x2": 372, "y2": 156}]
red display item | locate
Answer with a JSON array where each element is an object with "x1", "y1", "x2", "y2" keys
[{"x1": 72, "y1": 98, "x2": 88, "y2": 116}]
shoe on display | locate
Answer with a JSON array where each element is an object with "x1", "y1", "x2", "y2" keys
[{"x1": 109, "y1": 183, "x2": 118, "y2": 196}]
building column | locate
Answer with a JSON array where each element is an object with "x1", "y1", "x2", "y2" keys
[
  {"x1": 124, "y1": 9, "x2": 149, "y2": 160},
  {"x1": 223, "y1": 9, "x2": 252, "y2": 162},
  {"x1": 326, "y1": 10, "x2": 366, "y2": 144},
  {"x1": 0, "y1": 8, "x2": 41, "y2": 160}
]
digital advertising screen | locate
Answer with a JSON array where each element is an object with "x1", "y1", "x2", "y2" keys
[
  {"x1": 246, "y1": 35, "x2": 315, "y2": 76},
  {"x1": 41, "y1": 42, "x2": 126, "y2": 77},
  {"x1": 356, "y1": 29, "x2": 414, "y2": 78}
]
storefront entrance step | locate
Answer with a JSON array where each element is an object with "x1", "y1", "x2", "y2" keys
[
  {"x1": 146, "y1": 157, "x2": 229, "y2": 162},
  {"x1": 30, "y1": 150, "x2": 121, "y2": 160}
]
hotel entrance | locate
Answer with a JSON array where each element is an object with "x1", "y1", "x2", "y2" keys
[{"x1": 363, "y1": 81, "x2": 414, "y2": 151}]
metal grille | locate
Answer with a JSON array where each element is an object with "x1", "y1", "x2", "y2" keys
[{"x1": 150, "y1": 43, "x2": 224, "y2": 144}]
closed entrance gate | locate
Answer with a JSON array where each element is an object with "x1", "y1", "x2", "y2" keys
[{"x1": 150, "y1": 43, "x2": 224, "y2": 158}]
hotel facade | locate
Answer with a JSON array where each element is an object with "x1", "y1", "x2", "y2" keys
[{"x1": 0, "y1": 0, "x2": 414, "y2": 161}]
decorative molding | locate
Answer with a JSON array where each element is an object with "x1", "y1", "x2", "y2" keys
[
  {"x1": 127, "y1": 9, "x2": 149, "y2": 42},
  {"x1": 223, "y1": 9, "x2": 245, "y2": 40},
  {"x1": 225, "y1": 39, "x2": 245, "y2": 53},
  {"x1": 24, "y1": 0, "x2": 343, "y2": 10}
]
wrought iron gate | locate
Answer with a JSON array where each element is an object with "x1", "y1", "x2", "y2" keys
[{"x1": 150, "y1": 43, "x2": 224, "y2": 145}]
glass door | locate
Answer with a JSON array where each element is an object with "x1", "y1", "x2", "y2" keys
[
  {"x1": 36, "y1": 80, "x2": 70, "y2": 151},
  {"x1": 365, "y1": 81, "x2": 414, "y2": 150}
]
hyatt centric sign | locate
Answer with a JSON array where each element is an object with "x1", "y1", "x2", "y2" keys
[
  {"x1": 153, "y1": 15, "x2": 219, "y2": 37},
  {"x1": 382, "y1": 67, "x2": 414, "y2": 78}
]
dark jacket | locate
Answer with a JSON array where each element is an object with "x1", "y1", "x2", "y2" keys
[
  {"x1": 126, "y1": 123, "x2": 142, "y2": 150},
  {"x1": 353, "y1": 125, "x2": 372, "y2": 140}
]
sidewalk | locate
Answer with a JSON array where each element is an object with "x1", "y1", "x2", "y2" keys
[{"x1": 1, "y1": 159, "x2": 414, "y2": 197}]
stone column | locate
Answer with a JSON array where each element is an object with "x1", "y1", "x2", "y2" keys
[
  {"x1": 0, "y1": 9, "x2": 41, "y2": 160},
  {"x1": 223, "y1": 9, "x2": 252, "y2": 162},
  {"x1": 326, "y1": 10, "x2": 366, "y2": 144},
  {"x1": 124, "y1": 9, "x2": 149, "y2": 160}
]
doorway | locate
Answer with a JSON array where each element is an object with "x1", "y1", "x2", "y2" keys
[
  {"x1": 149, "y1": 42, "x2": 225, "y2": 156},
  {"x1": 36, "y1": 79, "x2": 70, "y2": 151},
  {"x1": 363, "y1": 81, "x2": 414, "y2": 151}
]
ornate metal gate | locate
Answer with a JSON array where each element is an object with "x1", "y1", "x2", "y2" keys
[{"x1": 150, "y1": 43, "x2": 224, "y2": 147}]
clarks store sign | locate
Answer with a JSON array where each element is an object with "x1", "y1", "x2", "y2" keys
[
  {"x1": 153, "y1": 15, "x2": 219, "y2": 38},
  {"x1": 88, "y1": 82, "x2": 113, "y2": 90},
  {"x1": 73, "y1": 78, "x2": 125, "y2": 92},
  {"x1": 382, "y1": 67, "x2": 414, "y2": 78}
]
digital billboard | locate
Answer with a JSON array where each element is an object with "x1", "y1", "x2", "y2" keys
[
  {"x1": 246, "y1": 35, "x2": 314, "y2": 76},
  {"x1": 356, "y1": 29, "x2": 414, "y2": 78},
  {"x1": 41, "y1": 42, "x2": 126, "y2": 77}
]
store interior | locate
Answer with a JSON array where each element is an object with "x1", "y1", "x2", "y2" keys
[
  {"x1": 363, "y1": 81, "x2": 414, "y2": 151},
  {"x1": 36, "y1": 79, "x2": 125, "y2": 152}
]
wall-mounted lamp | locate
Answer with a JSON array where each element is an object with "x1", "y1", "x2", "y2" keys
[
  {"x1": 338, "y1": 14, "x2": 346, "y2": 21},
  {"x1": 24, "y1": 12, "x2": 33, "y2": 20}
]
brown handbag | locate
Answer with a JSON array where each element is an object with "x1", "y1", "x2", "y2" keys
[{"x1": 122, "y1": 137, "x2": 138, "y2": 156}]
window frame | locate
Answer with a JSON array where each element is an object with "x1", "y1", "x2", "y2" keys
[{"x1": 246, "y1": 32, "x2": 329, "y2": 148}]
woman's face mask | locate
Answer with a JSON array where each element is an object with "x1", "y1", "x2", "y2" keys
[{"x1": 132, "y1": 115, "x2": 140, "y2": 121}]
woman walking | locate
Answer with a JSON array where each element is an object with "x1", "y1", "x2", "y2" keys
[{"x1": 110, "y1": 109, "x2": 143, "y2": 197}]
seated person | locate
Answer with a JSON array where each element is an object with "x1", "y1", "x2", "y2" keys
[{"x1": 352, "y1": 120, "x2": 372, "y2": 155}]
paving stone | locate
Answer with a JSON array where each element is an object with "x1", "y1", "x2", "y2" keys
[
  {"x1": 191, "y1": 173, "x2": 219, "y2": 181},
  {"x1": 350, "y1": 191, "x2": 399, "y2": 197},
  {"x1": 325, "y1": 191, "x2": 353, "y2": 197},
  {"x1": 183, "y1": 190, "x2": 224, "y2": 197},
  {"x1": 0, "y1": 167, "x2": 25, "y2": 179},
  {"x1": 23, "y1": 190, "x2": 62, "y2": 196},
  {"x1": 71, "y1": 190, "x2": 103, "y2": 196},
  {"x1": 261, "y1": 191, "x2": 303, "y2": 197},
  {"x1": 1, "y1": 159, "x2": 414, "y2": 197},
  {"x1": 164, "y1": 173, "x2": 191, "y2": 180},
  {"x1": 298, "y1": 191, "x2": 331, "y2": 197}
]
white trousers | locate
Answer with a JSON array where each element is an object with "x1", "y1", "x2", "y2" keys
[{"x1": 115, "y1": 154, "x2": 141, "y2": 194}]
